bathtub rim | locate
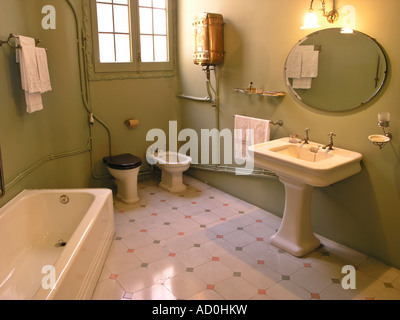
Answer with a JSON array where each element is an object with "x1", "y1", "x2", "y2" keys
[{"x1": 0, "y1": 188, "x2": 114, "y2": 300}]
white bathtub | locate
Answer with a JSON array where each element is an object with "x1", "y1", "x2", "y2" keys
[{"x1": 0, "y1": 189, "x2": 114, "y2": 300}]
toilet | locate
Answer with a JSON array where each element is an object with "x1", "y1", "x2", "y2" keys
[
  {"x1": 148, "y1": 151, "x2": 192, "y2": 193},
  {"x1": 103, "y1": 154, "x2": 142, "y2": 204}
]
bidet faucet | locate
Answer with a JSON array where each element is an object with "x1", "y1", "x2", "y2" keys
[
  {"x1": 323, "y1": 132, "x2": 336, "y2": 150},
  {"x1": 301, "y1": 128, "x2": 311, "y2": 144}
]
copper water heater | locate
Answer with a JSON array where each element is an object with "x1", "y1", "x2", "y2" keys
[{"x1": 193, "y1": 13, "x2": 224, "y2": 66}]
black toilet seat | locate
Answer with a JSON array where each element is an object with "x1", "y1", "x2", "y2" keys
[{"x1": 103, "y1": 154, "x2": 142, "y2": 170}]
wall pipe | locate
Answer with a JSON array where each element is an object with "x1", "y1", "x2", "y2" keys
[
  {"x1": 66, "y1": 0, "x2": 152, "y2": 179},
  {"x1": 65, "y1": 0, "x2": 112, "y2": 178},
  {"x1": 1, "y1": 0, "x2": 111, "y2": 195},
  {"x1": 181, "y1": 65, "x2": 277, "y2": 179}
]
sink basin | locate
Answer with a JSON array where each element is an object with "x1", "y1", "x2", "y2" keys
[
  {"x1": 248, "y1": 137, "x2": 363, "y2": 187},
  {"x1": 248, "y1": 137, "x2": 363, "y2": 257}
]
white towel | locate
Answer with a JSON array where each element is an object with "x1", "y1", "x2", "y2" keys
[
  {"x1": 234, "y1": 115, "x2": 251, "y2": 160},
  {"x1": 287, "y1": 45, "x2": 318, "y2": 90},
  {"x1": 18, "y1": 36, "x2": 42, "y2": 93},
  {"x1": 286, "y1": 51, "x2": 302, "y2": 79},
  {"x1": 36, "y1": 47, "x2": 52, "y2": 93},
  {"x1": 287, "y1": 45, "x2": 314, "y2": 79},
  {"x1": 25, "y1": 91, "x2": 43, "y2": 113},
  {"x1": 252, "y1": 117, "x2": 270, "y2": 144},
  {"x1": 16, "y1": 35, "x2": 51, "y2": 113},
  {"x1": 292, "y1": 77, "x2": 313, "y2": 89},
  {"x1": 234, "y1": 115, "x2": 270, "y2": 160},
  {"x1": 301, "y1": 50, "x2": 319, "y2": 78}
]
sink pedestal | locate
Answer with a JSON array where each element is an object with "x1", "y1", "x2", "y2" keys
[{"x1": 270, "y1": 176, "x2": 320, "y2": 257}]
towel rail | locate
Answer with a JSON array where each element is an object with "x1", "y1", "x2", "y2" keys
[
  {"x1": 233, "y1": 114, "x2": 283, "y2": 127},
  {"x1": 0, "y1": 33, "x2": 41, "y2": 49}
]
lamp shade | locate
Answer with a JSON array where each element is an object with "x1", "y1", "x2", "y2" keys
[{"x1": 301, "y1": 11, "x2": 320, "y2": 29}]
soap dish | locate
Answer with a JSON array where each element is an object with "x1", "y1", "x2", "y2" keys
[{"x1": 369, "y1": 134, "x2": 391, "y2": 149}]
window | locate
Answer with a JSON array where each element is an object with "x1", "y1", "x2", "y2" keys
[{"x1": 91, "y1": 0, "x2": 173, "y2": 73}]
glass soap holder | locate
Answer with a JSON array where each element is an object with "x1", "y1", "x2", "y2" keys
[{"x1": 289, "y1": 134, "x2": 300, "y2": 143}]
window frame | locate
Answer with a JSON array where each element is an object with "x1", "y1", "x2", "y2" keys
[{"x1": 90, "y1": 0, "x2": 174, "y2": 74}]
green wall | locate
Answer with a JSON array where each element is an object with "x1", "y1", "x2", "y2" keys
[
  {"x1": 177, "y1": 0, "x2": 400, "y2": 269},
  {"x1": 0, "y1": 0, "x2": 91, "y2": 204},
  {"x1": 0, "y1": 0, "x2": 180, "y2": 205},
  {"x1": 1, "y1": 0, "x2": 399, "y2": 271}
]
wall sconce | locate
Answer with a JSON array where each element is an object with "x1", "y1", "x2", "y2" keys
[
  {"x1": 301, "y1": 0, "x2": 339, "y2": 29},
  {"x1": 369, "y1": 113, "x2": 392, "y2": 149}
]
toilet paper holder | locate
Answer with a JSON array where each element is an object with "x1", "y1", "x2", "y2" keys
[{"x1": 125, "y1": 119, "x2": 140, "y2": 129}]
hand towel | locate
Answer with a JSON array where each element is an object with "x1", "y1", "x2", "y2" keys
[
  {"x1": 234, "y1": 115, "x2": 251, "y2": 160},
  {"x1": 301, "y1": 50, "x2": 319, "y2": 78},
  {"x1": 16, "y1": 35, "x2": 51, "y2": 113},
  {"x1": 35, "y1": 47, "x2": 52, "y2": 93},
  {"x1": 251, "y1": 117, "x2": 270, "y2": 144},
  {"x1": 292, "y1": 77, "x2": 313, "y2": 89},
  {"x1": 18, "y1": 36, "x2": 42, "y2": 93},
  {"x1": 286, "y1": 51, "x2": 302, "y2": 79},
  {"x1": 234, "y1": 115, "x2": 270, "y2": 160},
  {"x1": 25, "y1": 91, "x2": 43, "y2": 113}
]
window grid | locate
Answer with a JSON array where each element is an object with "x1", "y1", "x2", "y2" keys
[
  {"x1": 96, "y1": 0, "x2": 132, "y2": 63},
  {"x1": 138, "y1": 0, "x2": 167, "y2": 62},
  {"x1": 91, "y1": 0, "x2": 173, "y2": 74}
]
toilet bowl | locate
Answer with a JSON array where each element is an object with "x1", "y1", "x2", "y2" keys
[
  {"x1": 103, "y1": 154, "x2": 142, "y2": 204},
  {"x1": 149, "y1": 151, "x2": 192, "y2": 193}
]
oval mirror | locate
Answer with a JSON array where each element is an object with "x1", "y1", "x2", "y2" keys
[{"x1": 285, "y1": 28, "x2": 388, "y2": 112}]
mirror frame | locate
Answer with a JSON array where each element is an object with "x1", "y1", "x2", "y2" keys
[{"x1": 285, "y1": 28, "x2": 389, "y2": 112}]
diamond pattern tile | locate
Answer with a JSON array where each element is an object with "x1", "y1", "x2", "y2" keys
[{"x1": 92, "y1": 175, "x2": 400, "y2": 300}]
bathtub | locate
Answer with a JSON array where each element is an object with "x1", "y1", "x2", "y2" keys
[{"x1": 0, "y1": 189, "x2": 114, "y2": 300}]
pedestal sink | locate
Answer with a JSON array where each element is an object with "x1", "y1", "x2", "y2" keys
[{"x1": 248, "y1": 138, "x2": 363, "y2": 257}]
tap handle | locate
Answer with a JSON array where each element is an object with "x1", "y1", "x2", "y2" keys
[
  {"x1": 304, "y1": 128, "x2": 310, "y2": 136},
  {"x1": 328, "y1": 132, "x2": 336, "y2": 141}
]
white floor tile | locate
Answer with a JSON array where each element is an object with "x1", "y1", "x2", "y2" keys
[{"x1": 92, "y1": 175, "x2": 400, "y2": 301}]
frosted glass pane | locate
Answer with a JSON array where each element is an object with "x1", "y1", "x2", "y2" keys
[
  {"x1": 139, "y1": 8, "x2": 153, "y2": 34},
  {"x1": 141, "y1": 35, "x2": 154, "y2": 62},
  {"x1": 96, "y1": 3, "x2": 113, "y2": 33},
  {"x1": 115, "y1": 34, "x2": 131, "y2": 62},
  {"x1": 154, "y1": 36, "x2": 167, "y2": 62},
  {"x1": 114, "y1": 5, "x2": 130, "y2": 33},
  {"x1": 153, "y1": 0, "x2": 166, "y2": 9},
  {"x1": 153, "y1": 9, "x2": 166, "y2": 35},
  {"x1": 113, "y1": 0, "x2": 128, "y2": 4},
  {"x1": 98, "y1": 33, "x2": 115, "y2": 62},
  {"x1": 139, "y1": 0, "x2": 152, "y2": 7},
  {"x1": 96, "y1": 0, "x2": 111, "y2": 3}
]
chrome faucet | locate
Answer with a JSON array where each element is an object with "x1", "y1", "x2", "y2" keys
[
  {"x1": 0, "y1": 145, "x2": 5, "y2": 198},
  {"x1": 323, "y1": 132, "x2": 336, "y2": 150},
  {"x1": 301, "y1": 128, "x2": 311, "y2": 144}
]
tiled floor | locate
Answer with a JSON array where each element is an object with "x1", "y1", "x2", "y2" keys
[{"x1": 92, "y1": 175, "x2": 400, "y2": 300}]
